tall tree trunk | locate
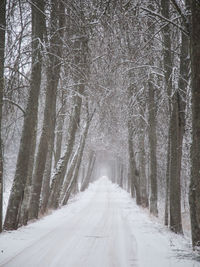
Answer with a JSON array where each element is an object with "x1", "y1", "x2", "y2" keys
[
  {"x1": 60, "y1": 144, "x2": 80, "y2": 204},
  {"x1": 147, "y1": 0, "x2": 158, "y2": 215},
  {"x1": 18, "y1": 124, "x2": 37, "y2": 226},
  {"x1": 139, "y1": 106, "x2": 148, "y2": 207},
  {"x1": 54, "y1": 96, "x2": 66, "y2": 167},
  {"x1": 80, "y1": 151, "x2": 96, "y2": 192},
  {"x1": 4, "y1": 0, "x2": 45, "y2": 230},
  {"x1": 28, "y1": 0, "x2": 65, "y2": 220},
  {"x1": 119, "y1": 163, "x2": 124, "y2": 188},
  {"x1": 128, "y1": 126, "x2": 140, "y2": 204},
  {"x1": 39, "y1": 141, "x2": 54, "y2": 215},
  {"x1": 169, "y1": 27, "x2": 189, "y2": 233},
  {"x1": 63, "y1": 114, "x2": 91, "y2": 205},
  {"x1": 127, "y1": 86, "x2": 141, "y2": 204},
  {"x1": 47, "y1": 92, "x2": 83, "y2": 209},
  {"x1": 47, "y1": 28, "x2": 89, "y2": 209},
  {"x1": 148, "y1": 82, "x2": 158, "y2": 216},
  {"x1": 0, "y1": 0, "x2": 6, "y2": 232},
  {"x1": 169, "y1": 94, "x2": 183, "y2": 233},
  {"x1": 164, "y1": 128, "x2": 170, "y2": 226},
  {"x1": 189, "y1": 0, "x2": 200, "y2": 248}
]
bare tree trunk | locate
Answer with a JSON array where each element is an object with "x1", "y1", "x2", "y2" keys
[
  {"x1": 189, "y1": 0, "x2": 200, "y2": 248},
  {"x1": 80, "y1": 151, "x2": 96, "y2": 192},
  {"x1": 161, "y1": 0, "x2": 177, "y2": 226},
  {"x1": 169, "y1": 94, "x2": 183, "y2": 233},
  {"x1": 139, "y1": 106, "x2": 148, "y2": 207},
  {"x1": 4, "y1": 0, "x2": 45, "y2": 230},
  {"x1": 18, "y1": 124, "x2": 37, "y2": 225},
  {"x1": 39, "y1": 141, "x2": 54, "y2": 215},
  {"x1": 63, "y1": 113, "x2": 92, "y2": 204},
  {"x1": 164, "y1": 128, "x2": 170, "y2": 226},
  {"x1": 147, "y1": 0, "x2": 158, "y2": 216},
  {"x1": 54, "y1": 95, "x2": 66, "y2": 167},
  {"x1": 119, "y1": 164, "x2": 124, "y2": 188},
  {"x1": 0, "y1": 0, "x2": 6, "y2": 232},
  {"x1": 28, "y1": 0, "x2": 65, "y2": 220},
  {"x1": 47, "y1": 93, "x2": 83, "y2": 209},
  {"x1": 148, "y1": 81, "x2": 158, "y2": 216},
  {"x1": 60, "y1": 145, "x2": 80, "y2": 204},
  {"x1": 162, "y1": 1, "x2": 189, "y2": 234},
  {"x1": 169, "y1": 27, "x2": 189, "y2": 233},
  {"x1": 127, "y1": 86, "x2": 141, "y2": 204}
]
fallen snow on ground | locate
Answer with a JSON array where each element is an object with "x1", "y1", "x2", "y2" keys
[{"x1": 0, "y1": 177, "x2": 199, "y2": 267}]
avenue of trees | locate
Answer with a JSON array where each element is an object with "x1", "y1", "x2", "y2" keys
[{"x1": 0, "y1": 0, "x2": 200, "y2": 249}]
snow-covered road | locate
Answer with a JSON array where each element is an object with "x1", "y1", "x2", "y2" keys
[{"x1": 0, "y1": 177, "x2": 199, "y2": 267}]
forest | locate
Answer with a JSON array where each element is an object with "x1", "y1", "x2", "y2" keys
[{"x1": 0, "y1": 0, "x2": 200, "y2": 253}]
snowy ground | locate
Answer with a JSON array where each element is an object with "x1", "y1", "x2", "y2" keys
[{"x1": 0, "y1": 177, "x2": 199, "y2": 267}]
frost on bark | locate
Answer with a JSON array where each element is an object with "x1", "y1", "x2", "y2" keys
[
  {"x1": 161, "y1": 0, "x2": 189, "y2": 233},
  {"x1": 60, "y1": 144, "x2": 80, "y2": 204},
  {"x1": 0, "y1": 0, "x2": 6, "y2": 232},
  {"x1": 47, "y1": 23, "x2": 89, "y2": 209},
  {"x1": 148, "y1": 82, "x2": 158, "y2": 216},
  {"x1": 138, "y1": 104, "x2": 148, "y2": 207},
  {"x1": 80, "y1": 151, "x2": 96, "y2": 192},
  {"x1": 169, "y1": 27, "x2": 189, "y2": 232},
  {"x1": 4, "y1": 0, "x2": 45, "y2": 230},
  {"x1": 28, "y1": 0, "x2": 65, "y2": 220},
  {"x1": 47, "y1": 92, "x2": 83, "y2": 210},
  {"x1": 127, "y1": 86, "x2": 141, "y2": 205},
  {"x1": 147, "y1": 0, "x2": 158, "y2": 215},
  {"x1": 18, "y1": 124, "x2": 37, "y2": 226},
  {"x1": 189, "y1": 0, "x2": 200, "y2": 248},
  {"x1": 63, "y1": 111, "x2": 92, "y2": 205},
  {"x1": 54, "y1": 94, "x2": 67, "y2": 167},
  {"x1": 39, "y1": 142, "x2": 54, "y2": 215}
]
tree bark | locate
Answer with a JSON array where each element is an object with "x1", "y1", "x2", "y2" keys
[
  {"x1": 54, "y1": 95, "x2": 66, "y2": 167},
  {"x1": 147, "y1": 0, "x2": 158, "y2": 215},
  {"x1": 148, "y1": 82, "x2": 158, "y2": 216},
  {"x1": 127, "y1": 85, "x2": 141, "y2": 204},
  {"x1": 63, "y1": 113, "x2": 91, "y2": 205},
  {"x1": 60, "y1": 144, "x2": 80, "y2": 204},
  {"x1": 189, "y1": 0, "x2": 200, "y2": 248},
  {"x1": 18, "y1": 124, "x2": 37, "y2": 226},
  {"x1": 28, "y1": 0, "x2": 65, "y2": 220},
  {"x1": 4, "y1": 0, "x2": 45, "y2": 230},
  {"x1": 47, "y1": 92, "x2": 83, "y2": 209},
  {"x1": 139, "y1": 105, "x2": 148, "y2": 207},
  {"x1": 0, "y1": 0, "x2": 6, "y2": 232},
  {"x1": 80, "y1": 151, "x2": 96, "y2": 192},
  {"x1": 164, "y1": 128, "x2": 170, "y2": 226},
  {"x1": 39, "y1": 141, "x2": 54, "y2": 215}
]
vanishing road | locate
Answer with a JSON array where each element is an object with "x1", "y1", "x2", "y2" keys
[{"x1": 0, "y1": 177, "x2": 199, "y2": 267}]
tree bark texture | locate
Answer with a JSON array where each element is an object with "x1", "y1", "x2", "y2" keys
[
  {"x1": 39, "y1": 141, "x2": 54, "y2": 215},
  {"x1": 4, "y1": 0, "x2": 45, "y2": 230},
  {"x1": 54, "y1": 96, "x2": 67, "y2": 167},
  {"x1": 47, "y1": 28, "x2": 89, "y2": 210},
  {"x1": 139, "y1": 106, "x2": 148, "y2": 207},
  {"x1": 18, "y1": 124, "x2": 37, "y2": 226},
  {"x1": 47, "y1": 93, "x2": 83, "y2": 210},
  {"x1": 127, "y1": 85, "x2": 141, "y2": 205},
  {"x1": 28, "y1": 0, "x2": 65, "y2": 220},
  {"x1": 63, "y1": 115, "x2": 91, "y2": 205},
  {"x1": 189, "y1": 0, "x2": 200, "y2": 248},
  {"x1": 80, "y1": 151, "x2": 96, "y2": 192},
  {"x1": 148, "y1": 82, "x2": 158, "y2": 216},
  {"x1": 0, "y1": 0, "x2": 6, "y2": 232}
]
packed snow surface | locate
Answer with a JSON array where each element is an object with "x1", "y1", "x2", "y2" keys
[{"x1": 0, "y1": 177, "x2": 199, "y2": 267}]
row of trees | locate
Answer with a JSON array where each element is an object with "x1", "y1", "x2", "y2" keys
[{"x1": 0, "y1": 0, "x2": 200, "y2": 249}]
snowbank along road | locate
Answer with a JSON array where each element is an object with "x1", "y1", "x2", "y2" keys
[{"x1": 0, "y1": 177, "x2": 199, "y2": 267}]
